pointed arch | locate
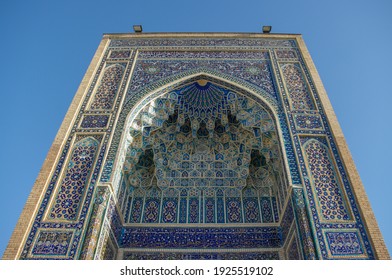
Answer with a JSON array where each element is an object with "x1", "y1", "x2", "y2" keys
[
  {"x1": 117, "y1": 72, "x2": 283, "y2": 174},
  {"x1": 102, "y1": 73, "x2": 297, "y2": 215}
]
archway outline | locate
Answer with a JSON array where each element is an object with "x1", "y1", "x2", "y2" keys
[{"x1": 107, "y1": 71, "x2": 295, "y2": 198}]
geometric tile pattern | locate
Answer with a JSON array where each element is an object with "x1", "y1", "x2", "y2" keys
[
  {"x1": 90, "y1": 64, "x2": 125, "y2": 110},
  {"x1": 80, "y1": 115, "x2": 110, "y2": 128},
  {"x1": 32, "y1": 231, "x2": 73, "y2": 256},
  {"x1": 128, "y1": 54, "x2": 276, "y2": 102},
  {"x1": 109, "y1": 38, "x2": 296, "y2": 48},
  {"x1": 303, "y1": 138, "x2": 350, "y2": 221},
  {"x1": 287, "y1": 236, "x2": 300, "y2": 260},
  {"x1": 123, "y1": 251, "x2": 280, "y2": 260},
  {"x1": 120, "y1": 226, "x2": 282, "y2": 248},
  {"x1": 281, "y1": 63, "x2": 315, "y2": 110},
  {"x1": 325, "y1": 231, "x2": 364, "y2": 257},
  {"x1": 109, "y1": 50, "x2": 131, "y2": 59},
  {"x1": 275, "y1": 50, "x2": 297, "y2": 59},
  {"x1": 294, "y1": 114, "x2": 323, "y2": 130},
  {"x1": 48, "y1": 137, "x2": 99, "y2": 221}
]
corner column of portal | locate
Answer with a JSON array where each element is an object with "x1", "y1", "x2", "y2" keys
[{"x1": 296, "y1": 36, "x2": 390, "y2": 260}]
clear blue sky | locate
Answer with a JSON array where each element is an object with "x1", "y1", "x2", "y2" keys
[{"x1": 1, "y1": 0, "x2": 391, "y2": 257}]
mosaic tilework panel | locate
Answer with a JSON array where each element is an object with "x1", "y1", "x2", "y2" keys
[
  {"x1": 293, "y1": 114, "x2": 323, "y2": 131},
  {"x1": 188, "y1": 197, "x2": 200, "y2": 223},
  {"x1": 108, "y1": 200, "x2": 123, "y2": 243},
  {"x1": 19, "y1": 133, "x2": 107, "y2": 259},
  {"x1": 90, "y1": 64, "x2": 126, "y2": 110},
  {"x1": 280, "y1": 63, "x2": 316, "y2": 110},
  {"x1": 287, "y1": 236, "x2": 301, "y2": 260},
  {"x1": 129, "y1": 197, "x2": 143, "y2": 223},
  {"x1": 138, "y1": 51, "x2": 270, "y2": 60},
  {"x1": 122, "y1": 67, "x2": 279, "y2": 115},
  {"x1": 123, "y1": 251, "x2": 280, "y2": 260},
  {"x1": 110, "y1": 38, "x2": 296, "y2": 48},
  {"x1": 271, "y1": 197, "x2": 279, "y2": 222},
  {"x1": 120, "y1": 227, "x2": 281, "y2": 249},
  {"x1": 161, "y1": 198, "x2": 178, "y2": 223},
  {"x1": 109, "y1": 50, "x2": 131, "y2": 59},
  {"x1": 324, "y1": 230, "x2": 366, "y2": 258},
  {"x1": 80, "y1": 115, "x2": 110, "y2": 128},
  {"x1": 31, "y1": 231, "x2": 73, "y2": 256},
  {"x1": 226, "y1": 198, "x2": 243, "y2": 223},
  {"x1": 125, "y1": 190, "x2": 278, "y2": 224},
  {"x1": 48, "y1": 137, "x2": 99, "y2": 221},
  {"x1": 280, "y1": 200, "x2": 294, "y2": 242},
  {"x1": 292, "y1": 188, "x2": 316, "y2": 260},
  {"x1": 296, "y1": 134, "x2": 375, "y2": 258},
  {"x1": 143, "y1": 198, "x2": 160, "y2": 223},
  {"x1": 216, "y1": 196, "x2": 225, "y2": 223},
  {"x1": 129, "y1": 60, "x2": 276, "y2": 102},
  {"x1": 260, "y1": 197, "x2": 274, "y2": 223},
  {"x1": 205, "y1": 197, "x2": 215, "y2": 223},
  {"x1": 302, "y1": 138, "x2": 350, "y2": 221},
  {"x1": 275, "y1": 50, "x2": 297, "y2": 60},
  {"x1": 243, "y1": 198, "x2": 261, "y2": 223},
  {"x1": 277, "y1": 112, "x2": 301, "y2": 185}
]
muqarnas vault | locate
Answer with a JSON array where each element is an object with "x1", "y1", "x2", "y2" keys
[{"x1": 4, "y1": 32, "x2": 390, "y2": 260}]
